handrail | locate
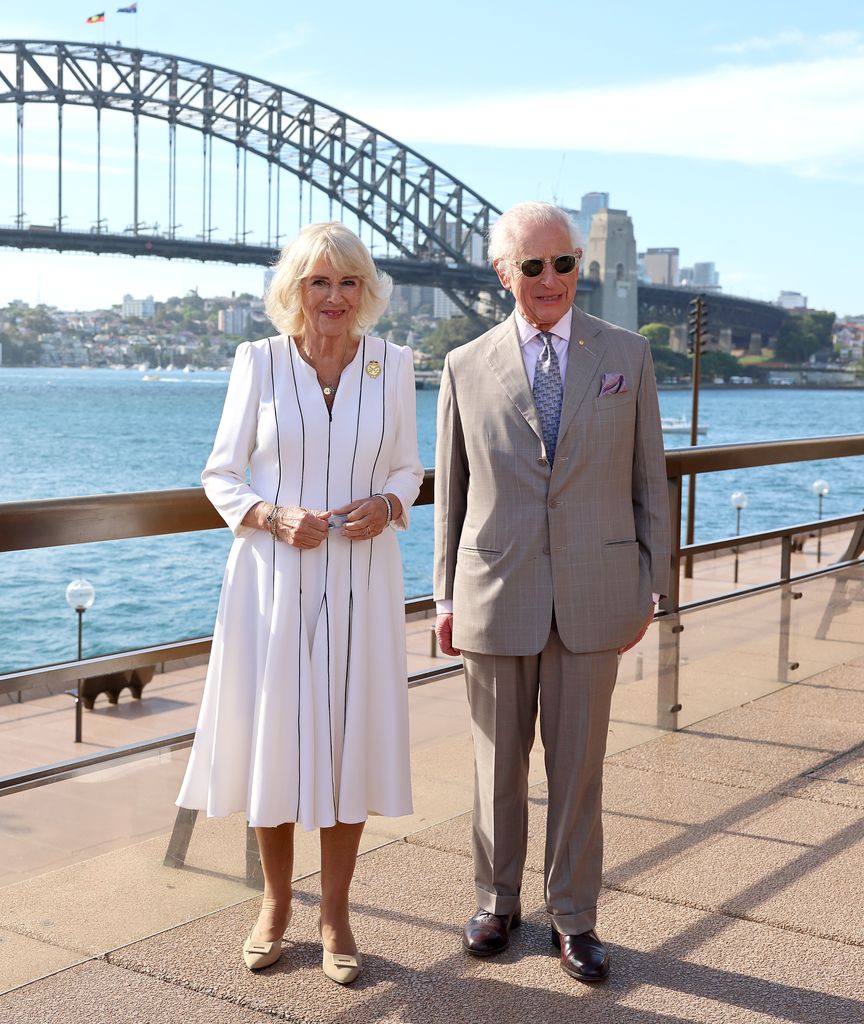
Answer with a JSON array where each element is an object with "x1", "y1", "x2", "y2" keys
[
  {"x1": 2, "y1": 434, "x2": 863, "y2": 724},
  {"x1": 663, "y1": 434, "x2": 864, "y2": 474},
  {"x1": 4, "y1": 436, "x2": 863, "y2": 553},
  {"x1": 0, "y1": 473, "x2": 436, "y2": 553}
]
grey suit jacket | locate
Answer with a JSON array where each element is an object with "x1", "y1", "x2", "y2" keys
[{"x1": 433, "y1": 305, "x2": 671, "y2": 657}]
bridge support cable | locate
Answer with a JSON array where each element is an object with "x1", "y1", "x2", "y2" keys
[
  {"x1": 95, "y1": 105, "x2": 102, "y2": 233},
  {"x1": 56, "y1": 101, "x2": 63, "y2": 231},
  {"x1": 168, "y1": 119, "x2": 177, "y2": 239},
  {"x1": 16, "y1": 102, "x2": 24, "y2": 228},
  {"x1": 133, "y1": 110, "x2": 140, "y2": 235}
]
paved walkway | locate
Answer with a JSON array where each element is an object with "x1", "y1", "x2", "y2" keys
[{"x1": 1, "y1": 535, "x2": 862, "y2": 1021}]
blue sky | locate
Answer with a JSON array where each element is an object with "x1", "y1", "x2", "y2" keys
[{"x1": 1, "y1": 1, "x2": 862, "y2": 316}]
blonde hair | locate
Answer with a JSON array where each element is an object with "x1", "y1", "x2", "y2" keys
[
  {"x1": 488, "y1": 202, "x2": 581, "y2": 263},
  {"x1": 265, "y1": 222, "x2": 393, "y2": 337}
]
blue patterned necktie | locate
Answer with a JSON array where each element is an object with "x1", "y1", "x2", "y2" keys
[{"x1": 533, "y1": 331, "x2": 563, "y2": 465}]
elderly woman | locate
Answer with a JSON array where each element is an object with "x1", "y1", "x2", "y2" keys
[{"x1": 177, "y1": 222, "x2": 423, "y2": 984}]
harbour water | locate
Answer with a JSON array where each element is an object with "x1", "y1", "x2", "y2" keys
[{"x1": 1, "y1": 366, "x2": 861, "y2": 674}]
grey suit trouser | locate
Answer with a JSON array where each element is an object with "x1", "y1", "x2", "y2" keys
[{"x1": 462, "y1": 627, "x2": 618, "y2": 935}]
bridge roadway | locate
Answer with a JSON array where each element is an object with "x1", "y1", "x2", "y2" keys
[
  {"x1": 2, "y1": 225, "x2": 787, "y2": 342},
  {"x1": 0, "y1": 226, "x2": 504, "y2": 294}
]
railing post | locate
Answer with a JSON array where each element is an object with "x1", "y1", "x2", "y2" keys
[
  {"x1": 246, "y1": 825, "x2": 264, "y2": 889},
  {"x1": 777, "y1": 535, "x2": 797, "y2": 684},
  {"x1": 164, "y1": 807, "x2": 199, "y2": 868},
  {"x1": 657, "y1": 474, "x2": 682, "y2": 731}
]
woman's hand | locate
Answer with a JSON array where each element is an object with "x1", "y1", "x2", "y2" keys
[
  {"x1": 331, "y1": 494, "x2": 400, "y2": 542},
  {"x1": 246, "y1": 502, "x2": 329, "y2": 548},
  {"x1": 276, "y1": 506, "x2": 330, "y2": 548}
]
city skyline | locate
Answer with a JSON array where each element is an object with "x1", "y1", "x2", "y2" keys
[{"x1": 0, "y1": 2, "x2": 862, "y2": 315}]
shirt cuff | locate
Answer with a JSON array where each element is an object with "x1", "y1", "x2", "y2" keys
[{"x1": 436, "y1": 599, "x2": 453, "y2": 615}]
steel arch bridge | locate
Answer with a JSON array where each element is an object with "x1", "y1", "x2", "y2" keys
[{"x1": 0, "y1": 39, "x2": 505, "y2": 318}]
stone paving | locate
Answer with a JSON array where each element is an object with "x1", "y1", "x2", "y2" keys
[{"x1": 1, "y1": 539, "x2": 863, "y2": 1022}]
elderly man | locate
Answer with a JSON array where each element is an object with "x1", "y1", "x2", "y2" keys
[{"x1": 434, "y1": 201, "x2": 670, "y2": 982}]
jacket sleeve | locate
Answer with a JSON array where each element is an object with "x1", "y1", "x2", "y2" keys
[
  {"x1": 631, "y1": 340, "x2": 671, "y2": 598},
  {"x1": 201, "y1": 342, "x2": 265, "y2": 537},
  {"x1": 433, "y1": 352, "x2": 469, "y2": 602},
  {"x1": 382, "y1": 344, "x2": 424, "y2": 530}
]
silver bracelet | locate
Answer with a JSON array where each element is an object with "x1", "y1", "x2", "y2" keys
[
  {"x1": 375, "y1": 493, "x2": 393, "y2": 527},
  {"x1": 265, "y1": 504, "x2": 281, "y2": 539}
]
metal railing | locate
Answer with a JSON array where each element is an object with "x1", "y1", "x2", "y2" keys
[{"x1": 2, "y1": 437, "x2": 863, "y2": 790}]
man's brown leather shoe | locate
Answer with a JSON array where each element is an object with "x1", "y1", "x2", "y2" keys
[
  {"x1": 551, "y1": 928, "x2": 609, "y2": 982},
  {"x1": 462, "y1": 906, "x2": 521, "y2": 956}
]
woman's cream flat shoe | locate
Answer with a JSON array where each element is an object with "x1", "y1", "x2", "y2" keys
[
  {"x1": 318, "y1": 918, "x2": 362, "y2": 985},
  {"x1": 242, "y1": 908, "x2": 292, "y2": 970},
  {"x1": 322, "y1": 948, "x2": 362, "y2": 985}
]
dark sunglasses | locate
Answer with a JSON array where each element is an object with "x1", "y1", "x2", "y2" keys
[{"x1": 510, "y1": 250, "x2": 583, "y2": 278}]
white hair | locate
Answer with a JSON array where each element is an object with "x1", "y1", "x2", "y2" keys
[{"x1": 487, "y1": 202, "x2": 581, "y2": 263}]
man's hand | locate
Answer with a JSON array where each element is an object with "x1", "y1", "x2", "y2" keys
[
  {"x1": 435, "y1": 613, "x2": 461, "y2": 657},
  {"x1": 618, "y1": 609, "x2": 654, "y2": 655}
]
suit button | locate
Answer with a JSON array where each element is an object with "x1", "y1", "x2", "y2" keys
[
  {"x1": 537, "y1": 456, "x2": 548, "y2": 466},
  {"x1": 549, "y1": 499, "x2": 561, "y2": 509}
]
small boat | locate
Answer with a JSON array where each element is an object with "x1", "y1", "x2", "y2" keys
[
  {"x1": 142, "y1": 374, "x2": 161, "y2": 382},
  {"x1": 661, "y1": 416, "x2": 708, "y2": 435}
]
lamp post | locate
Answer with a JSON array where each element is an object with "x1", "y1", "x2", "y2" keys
[
  {"x1": 730, "y1": 490, "x2": 748, "y2": 583},
  {"x1": 65, "y1": 579, "x2": 95, "y2": 743},
  {"x1": 811, "y1": 479, "x2": 829, "y2": 564}
]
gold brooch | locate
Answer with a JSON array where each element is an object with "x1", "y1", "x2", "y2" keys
[
  {"x1": 578, "y1": 339, "x2": 586, "y2": 346},
  {"x1": 365, "y1": 360, "x2": 381, "y2": 379}
]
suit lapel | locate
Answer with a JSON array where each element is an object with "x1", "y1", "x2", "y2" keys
[
  {"x1": 485, "y1": 314, "x2": 543, "y2": 440},
  {"x1": 558, "y1": 305, "x2": 602, "y2": 441}
]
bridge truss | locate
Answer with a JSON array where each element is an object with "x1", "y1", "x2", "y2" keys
[{"x1": 0, "y1": 39, "x2": 505, "y2": 318}]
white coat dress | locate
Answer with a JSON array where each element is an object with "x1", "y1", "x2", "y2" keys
[{"x1": 176, "y1": 335, "x2": 424, "y2": 829}]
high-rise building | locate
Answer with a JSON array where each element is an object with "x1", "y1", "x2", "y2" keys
[
  {"x1": 121, "y1": 294, "x2": 155, "y2": 319},
  {"x1": 693, "y1": 262, "x2": 720, "y2": 290},
  {"x1": 219, "y1": 306, "x2": 250, "y2": 335},
  {"x1": 777, "y1": 291, "x2": 807, "y2": 310},
  {"x1": 643, "y1": 248, "x2": 679, "y2": 286},
  {"x1": 432, "y1": 289, "x2": 461, "y2": 319},
  {"x1": 562, "y1": 192, "x2": 610, "y2": 251}
]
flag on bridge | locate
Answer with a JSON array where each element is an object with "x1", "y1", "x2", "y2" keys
[
  {"x1": 85, "y1": 13, "x2": 105, "y2": 23},
  {"x1": 117, "y1": 3, "x2": 138, "y2": 11}
]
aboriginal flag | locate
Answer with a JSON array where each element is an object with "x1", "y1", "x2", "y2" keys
[{"x1": 85, "y1": 13, "x2": 105, "y2": 23}]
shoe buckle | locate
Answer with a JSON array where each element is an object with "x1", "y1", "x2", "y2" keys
[
  {"x1": 247, "y1": 941, "x2": 270, "y2": 953},
  {"x1": 332, "y1": 954, "x2": 357, "y2": 967}
]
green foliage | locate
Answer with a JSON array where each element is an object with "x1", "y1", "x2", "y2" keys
[
  {"x1": 650, "y1": 343, "x2": 690, "y2": 381},
  {"x1": 423, "y1": 317, "x2": 478, "y2": 361},
  {"x1": 639, "y1": 322, "x2": 671, "y2": 347},
  {"x1": 699, "y1": 350, "x2": 745, "y2": 382},
  {"x1": 775, "y1": 310, "x2": 836, "y2": 363}
]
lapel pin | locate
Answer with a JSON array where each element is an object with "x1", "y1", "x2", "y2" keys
[
  {"x1": 365, "y1": 360, "x2": 381, "y2": 379},
  {"x1": 578, "y1": 339, "x2": 585, "y2": 347}
]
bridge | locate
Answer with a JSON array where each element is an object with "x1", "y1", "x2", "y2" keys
[
  {"x1": 1, "y1": 39, "x2": 785, "y2": 341},
  {"x1": 639, "y1": 284, "x2": 787, "y2": 350},
  {"x1": 0, "y1": 39, "x2": 505, "y2": 319}
]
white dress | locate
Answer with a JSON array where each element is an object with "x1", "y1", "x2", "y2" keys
[{"x1": 176, "y1": 335, "x2": 424, "y2": 829}]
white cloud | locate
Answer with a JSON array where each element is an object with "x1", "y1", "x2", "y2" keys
[{"x1": 360, "y1": 48, "x2": 864, "y2": 179}]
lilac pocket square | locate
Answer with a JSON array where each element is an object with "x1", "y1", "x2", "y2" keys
[{"x1": 600, "y1": 372, "x2": 627, "y2": 396}]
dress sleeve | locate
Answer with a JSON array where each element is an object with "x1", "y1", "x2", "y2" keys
[
  {"x1": 201, "y1": 342, "x2": 265, "y2": 537},
  {"x1": 383, "y1": 344, "x2": 424, "y2": 531}
]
